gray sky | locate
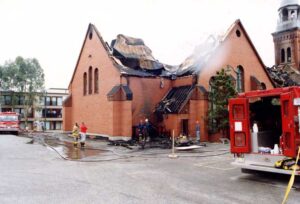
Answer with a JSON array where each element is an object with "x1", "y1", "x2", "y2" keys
[{"x1": 0, "y1": 0, "x2": 279, "y2": 88}]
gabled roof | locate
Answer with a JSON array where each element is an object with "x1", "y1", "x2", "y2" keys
[
  {"x1": 68, "y1": 23, "x2": 112, "y2": 89},
  {"x1": 176, "y1": 19, "x2": 275, "y2": 87},
  {"x1": 225, "y1": 20, "x2": 275, "y2": 87},
  {"x1": 68, "y1": 20, "x2": 274, "y2": 88},
  {"x1": 107, "y1": 85, "x2": 133, "y2": 100}
]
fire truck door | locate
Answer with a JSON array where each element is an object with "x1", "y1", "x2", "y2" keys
[
  {"x1": 229, "y1": 98, "x2": 250, "y2": 153},
  {"x1": 280, "y1": 93, "x2": 295, "y2": 157}
]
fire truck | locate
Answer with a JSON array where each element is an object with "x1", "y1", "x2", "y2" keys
[
  {"x1": 229, "y1": 86, "x2": 300, "y2": 175},
  {"x1": 0, "y1": 112, "x2": 20, "y2": 135}
]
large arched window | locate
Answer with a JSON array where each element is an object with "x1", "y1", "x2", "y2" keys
[
  {"x1": 94, "y1": 68, "x2": 99, "y2": 94},
  {"x1": 88, "y1": 66, "x2": 93, "y2": 94},
  {"x1": 83, "y1": 72, "x2": 87, "y2": 95},
  {"x1": 281, "y1": 48, "x2": 285, "y2": 63},
  {"x1": 282, "y1": 8, "x2": 288, "y2": 21},
  {"x1": 287, "y1": 47, "x2": 291, "y2": 62},
  {"x1": 236, "y1": 65, "x2": 244, "y2": 93}
]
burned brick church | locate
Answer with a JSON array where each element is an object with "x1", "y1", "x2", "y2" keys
[{"x1": 63, "y1": 19, "x2": 274, "y2": 141}]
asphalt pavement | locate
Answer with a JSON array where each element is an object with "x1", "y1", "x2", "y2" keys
[{"x1": 0, "y1": 134, "x2": 298, "y2": 204}]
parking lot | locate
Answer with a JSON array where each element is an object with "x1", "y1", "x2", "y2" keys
[{"x1": 0, "y1": 134, "x2": 298, "y2": 204}]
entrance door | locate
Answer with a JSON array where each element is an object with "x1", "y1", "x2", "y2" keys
[
  {"x1": 229, "y1": 98, "x2": 250, "y2": 153},
  {"x1": 280, "y1": 93, "x2": 295, "y2": 157},
  {"x1": 181, "y1": 119, "x2": 189, "y2": 136}
]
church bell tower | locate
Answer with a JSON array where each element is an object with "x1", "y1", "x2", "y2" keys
[{"x1": 273, "y1": 0, "x2": 300, "y2": 70}]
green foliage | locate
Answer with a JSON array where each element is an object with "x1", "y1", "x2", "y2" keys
[
  {"x1": 0, "y1": 57, "x2": 45, "y2": 124},
  {"x1": 208, "y1": 68, "x2": 237, "y2": 136}
]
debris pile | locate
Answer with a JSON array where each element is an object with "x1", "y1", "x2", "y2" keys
[{"x1": 266, "y1": 65, "x2": 300, "y2": 87}]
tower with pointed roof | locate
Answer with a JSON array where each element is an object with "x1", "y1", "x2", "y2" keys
[{"x1": 273, "y1": 0, "x2": 300, "y2": 69}]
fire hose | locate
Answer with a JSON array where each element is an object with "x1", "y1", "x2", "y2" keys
[{"x1": 282, "y1": 147, "x2": 300, "y2": 204}]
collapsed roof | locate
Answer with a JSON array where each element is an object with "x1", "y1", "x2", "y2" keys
[
  {"x1": 110, "y1": 34, "x2": 221, "y2": 78},
  {"x1": 155, "y1": 85, "x2": 195, "y2": 114},
  {"x1": 266, "y1": 65, "x2": 300, "y2": 87},
  {"x1": 111, "y1": 34, "x2": 165, "y2": 71}
]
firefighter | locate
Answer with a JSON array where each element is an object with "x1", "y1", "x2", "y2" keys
[
  {"x1": 144, "y1": 118, "x2": 151, "y2": 141},
  {"x1": 137, "y1": 120, "x2": 144, "y2": 136},
  {"x1": 80, "y1": 122, "x2": 87, "y2": 148},
  {"x1": 72, "y1": 123, "x2": 80, "y2": 147}
]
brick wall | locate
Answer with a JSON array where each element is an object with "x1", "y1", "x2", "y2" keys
[
  {"x1": 198, "y1": 23, "x2": 273, "y2": 92},
  {"x1": 66, "y1": 25, "x2": 122, "y2": 136}
]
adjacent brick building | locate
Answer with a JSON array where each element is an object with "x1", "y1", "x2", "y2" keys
[
  {"x1": 63, "y1": 19, "x2": 274, "y2": 141},
  {"x1": 1, "y1": 88, "x2": 68, "y2": 130}
]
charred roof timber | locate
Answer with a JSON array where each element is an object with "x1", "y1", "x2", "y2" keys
[
  {"x1": 266, "y1": 65, "x2": 300, "y2": 87},
  {"x1": 155, "y1": 85, "x2": 195, "y2": 114},
  {"x1": 110, "y1": 34, "x2": 204, "y2": 78}
]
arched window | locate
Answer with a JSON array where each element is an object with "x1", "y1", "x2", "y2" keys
[
  {"x1": 83, "y1": 72, "x2": 87, "y2": 95},
  {"x1": 287, "y1": 47, "x2": 291, "y2": 62},
  {"x1": 282, "y1": 8, "x2": 288, "y2": 21},
  {"x1": 88, "y1": 66, "x2": 93, "y2": 94},
  {"x1": 94, "y1": 68, "x2": 99, "y2": 94},
  {"x1": 260, "y1": 82, "x2": 266, "y2": 90},
  {"x1": 236, "y1": 65, "x2": 244, "y2": 93},
  {"x1": 281, "y1": 48, "x2": 285, "y2": 63}
]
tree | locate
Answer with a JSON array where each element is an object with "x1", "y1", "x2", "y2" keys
[
  {"x1": 208, "y1": 68, "x2": 237, "y2": 138},
  {"x1": 0, "y1": 57, "x2": 45, "y2": 125}
]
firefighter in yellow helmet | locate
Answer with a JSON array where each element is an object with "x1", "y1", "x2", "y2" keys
[{"x1": 72, "y1": 123, "x2": 80, "y2": 147}]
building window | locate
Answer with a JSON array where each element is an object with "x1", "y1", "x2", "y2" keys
[
  {"x1": 236, "y1": 29, "x2": 241, "y2": 37},
  {"x1": 4, "y1": 95, "x2": 12, "y2": 105},
  {"x1": 45, "y1": 96, "x2": 51, "y2": 106},
  {"x1": 282, "y1": 8, "x2": 288, "y2": 21},
  {"x1": 14, "y1": 108, "x2": 25, "y2": 118},
  {"x1": 57, "y1": 97, "x2": 63, "y2": 106},
  {"x1": 281, "y1": 48, "x2": 285, "y2": 63},
  {"x1": 42, "y1": 109, "x2": 62, "y2": 118},
  {"x1": 287, "y1": 47, "x2": 291, "y2": 62},
  {"x1": 89, "y1": 31, "x2": 93, "y2": 40},
  {"x1": 17, "y1": 95, "x2": 25, "y2": 105},
  {"x1": 88, "y1": 66, "x2": 93, "y2": 94},
  {"x1": 236, "y1": 65, "x2": 244, "y2": 93},
  {"x1": 51, "y1": 97, "x2": 57, "y2": 106},
  {"x1": 260, "y1": 83, "x2": 266, "y2": 90},
  {"x1": 94, "y1": 68, "x2": 99, "y2": 94},
  {"x1": 83, "y1": 72, "x2": 87, "y2": 95}
]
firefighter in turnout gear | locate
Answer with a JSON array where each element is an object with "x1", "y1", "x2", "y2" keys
[{"x1": 72, "y1": 123, "x2": 80, "y2": 147}]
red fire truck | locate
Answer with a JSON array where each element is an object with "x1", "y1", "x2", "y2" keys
[
  {"x1": 229, "y1": 86, "x2": 300, "y2": 175},
  {"x1": 0, "y1": 112, "x2": 20, "y2": 135}
]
